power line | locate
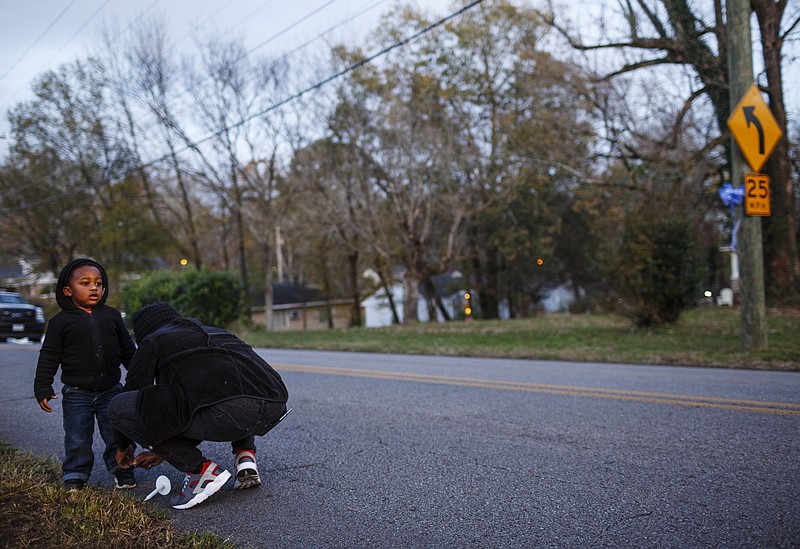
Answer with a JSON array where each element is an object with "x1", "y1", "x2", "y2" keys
[
  {"x1": 5, "y1": 0, "x2": 113, "y2": 105},
  {"x1": 165, "y1": 0, "x2": 342, "y2": 111},
  {"x1": 244, "y1": 0, "x2": 340, "y2": 59},
  {"x1": 282, "y1": 0, "x2": 390, "y2": 58},
  {"x1": 166, "y1": 0, "x2": 483, "y2": 157},
  {"x1": 168, "y1": 0, "x2": 248, "y2": 54},
  {"x1": 0, "y1": 0, "x2": 80, "y2": 81},
  {"x1": 1, "y1": 0, "x2": 484, "y2": 215},
  {"x1": 121, "y1": 0, "x2": 393, "y2": 146},
  {"x1": 36, "y1": 0, "x2": 113, "y2": 72},
  {"x1": 138, "y1": 0, "x2": 343, "y2": 128},
  {"x1": 120, "y1": 0, "x2": 162, "y2": 35}
]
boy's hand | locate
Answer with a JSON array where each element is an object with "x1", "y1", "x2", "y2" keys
[
  {"x1": 38, "y1": 396, "x2": 56, "y2": 413},
  {"x1": 115, "y1": 445, "x2": 136, "y2": 469}
]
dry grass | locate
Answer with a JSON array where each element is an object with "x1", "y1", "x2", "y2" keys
[{"x1": 0, "y1": 443, "x2": 235, "y2": 549}]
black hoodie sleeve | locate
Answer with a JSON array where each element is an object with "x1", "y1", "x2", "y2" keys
[
  {"x1": 122, "y1": 338, "x2": 160, "y2": 391},
  {"x1": 33, "y1": 314, "x2": 65, "y2": 402},
  {"x1": 117, "y1": 315, "x2": 136, "y2": 368}
]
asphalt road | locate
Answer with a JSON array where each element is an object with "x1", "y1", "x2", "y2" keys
[{"x1": 1, "y1": 343, "x2": 799, "y2": 548}]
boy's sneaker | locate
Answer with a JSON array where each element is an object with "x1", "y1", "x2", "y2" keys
[
  {"x1": 64, "y1": 479, "x2": 85, "y2": 491},
  {"x1": 233, "y1": 449, "x2": 261, "y2": 490},
  {"x1": 170, "y1": 461, "x2": 231, "y2": 510},
  {"x1": 115, "y1": 469, "x2": 137, "y2": 489}
]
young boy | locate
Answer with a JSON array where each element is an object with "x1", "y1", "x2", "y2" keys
[{"x1": 34, "y1": 258, "x2": 137, "y2": 491}]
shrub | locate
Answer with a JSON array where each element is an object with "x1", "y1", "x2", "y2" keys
[
  {"x1": 612, "y1": 217, "x2": 705, "y2": 326},
  {"x1": 122, "y1": 269, "x2": 244, "y2": 328}
]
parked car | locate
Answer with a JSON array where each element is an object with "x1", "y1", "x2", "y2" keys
[{"x1": 0, "y1": 291, "x2": 46, "y2": 342}]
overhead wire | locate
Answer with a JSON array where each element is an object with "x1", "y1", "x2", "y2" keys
[
  {"x1": 243, "y1": 0, "x2": 340, "y2": 60},
  {"x1": 171, "y1": 0, "x2": 483, "y2": 154},
  {"x1": 166, "y1": 0, "x2": 342, "y2": 110},
  {"x1": 120, "y1": 0, "x2": 162, "y2": 35},
  {"x1": 139, "y1": 0, "x2": 342, "y2": 130},
  {"x1": 36, "y1": 0, "x2": 113, "y2": 71},
  {"x1": 1, "y1": 0, "x2": 484, "y2": 214},
  {"x1": 5, "y1": 0, "x2": 113, "y2": 105},
  {"x1": 168, "y1": 0, "x2": 248, "y2": 54},
  {"x1": 126, "y1": 0, "x2": 387, "y2": 148},
  {"x1": 0, "y1": 0, "x2": 80, "y2": 82},
  {"x1": 282, "y1": 0, "x2": 390, "y2": 58}
]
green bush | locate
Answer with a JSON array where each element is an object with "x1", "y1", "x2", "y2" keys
[
  {"x1": 612, "y1": 217, "x2": 705, "y2": 326},
  {"x1": 122, "y1": 269, "x2": 244, "y2": 328}
]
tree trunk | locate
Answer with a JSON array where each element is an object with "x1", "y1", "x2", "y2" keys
[
  {"x1": 403, "y1": 269, "x2": 420, "y2": 324},
  {"x1": 474, "y1": 252, "x2": 500, "y2": 319},
  {"x1": 375, "y1": 262, "x2": 401, "y2": 324},
  {"x1": 751, "y1": 0, "x2": 799, "y2": 293},
  {"x1": 348, "y1": 251, "x2": 362, "y2": 327},
  {"x1": 423, "y1": 277, "x2": 438, "y2": 322},
  {"x1": 263, "y1": 240, "x2": 274, "y2": 331}
]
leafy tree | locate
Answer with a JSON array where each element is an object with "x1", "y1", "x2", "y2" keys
[
  {"x1": 333, "y1": 26, "x2": 471, "y2": 324},
  {"x1": 287, "y1": 138, "x2": 377, "y2": 326},
  {"x1": 588, "y1": 90, "x2": 724, "y2": 323},
  {"x1": 1, "y1": 59, "x2": 165, "y2": 278},
  {"x1": 431, "y1": 0, "x2": 597, "y2": 317}
]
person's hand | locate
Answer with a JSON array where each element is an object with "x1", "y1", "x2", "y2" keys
[
  {"x1": 133, "y1": 451, "x2": 164, "y2": 470},
  {"x1": 38, "y1": 395, "x2": 56, "y2": 413},
  {"x1": 116, "y1": 445, "x2": 136, "y2": 469}
]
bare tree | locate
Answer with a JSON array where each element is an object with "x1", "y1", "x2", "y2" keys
[
  {"x1": 125, "y1": 17, "x2": 206, "y2": 269},
  {"x1": 542, "y1": 0, "x2": 800, "y2": 294}
]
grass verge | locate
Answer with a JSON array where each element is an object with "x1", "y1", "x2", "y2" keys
[
  {"x1": 233, "y1": 306, "x2": 800, "y2": 371},
  {"x1": 0, "y1": 442, "x2": 234, "y2": 549}
]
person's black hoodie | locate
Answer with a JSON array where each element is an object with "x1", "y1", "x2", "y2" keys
[{"x1": 34, "y1": 258, "x2": 136, "y2": 403}]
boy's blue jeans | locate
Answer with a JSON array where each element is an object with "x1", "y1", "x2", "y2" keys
[{"x1": 61, "y1": 383, "x2": 124, "y2": 483}]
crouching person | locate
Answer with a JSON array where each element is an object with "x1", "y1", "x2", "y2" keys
[{"x1": 108, "y1": 302, "x2": 289, "y2": 509}]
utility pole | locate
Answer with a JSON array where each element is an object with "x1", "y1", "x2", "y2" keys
[{"x1": 725, "y1": 0, "x2": 767, "y2": 350}]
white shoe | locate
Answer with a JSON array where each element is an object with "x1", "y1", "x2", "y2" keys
[{"x1": 233, "y1": 450, "x2": 261, "y2": 489}]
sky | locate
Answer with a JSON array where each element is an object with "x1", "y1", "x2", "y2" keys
[
  {"x1": 0, "y1": 0, "x2": 454, "y2": 155},
  {"x1": 0, "y1": 0, "x2": 797, "y2": 159}
]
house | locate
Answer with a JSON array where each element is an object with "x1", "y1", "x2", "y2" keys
[
  {"x1": 0, "y1": 258, "x2": 57, "y2": 302},
  {"x1": 249, "y1": 283, "x2": 359, "y2": 331},
  {"x1": 362, "y1": 272, "x2": 584, "y2": 326},
  {"x1": 362, "y1": 271, "x2": 472, "y2": 327},
  {"x1": 539, "y1": 282, "x2": 580, "y2": 313}
]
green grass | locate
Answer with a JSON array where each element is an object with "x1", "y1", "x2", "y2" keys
[
  {"x1": 0, "y1": 443, "x2": 235, "y2": 549},
  {"x1": 233, "y1": 306, "x2": 800, "y2": 371}
]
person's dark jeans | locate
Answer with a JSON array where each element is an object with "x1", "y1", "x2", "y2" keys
[
  {"x1": 61, "y1": 383, "x2": 124, "y2": 483},
  {"x1": 108, "y1": 391, "x2": 286, "y2": 473}
]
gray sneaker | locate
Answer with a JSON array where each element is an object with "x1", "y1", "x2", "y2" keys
[{"x1": 170, "y1": 461, "x2": 231, "y2": 510}]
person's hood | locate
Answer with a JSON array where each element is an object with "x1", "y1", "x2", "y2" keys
[
  {"x1": 132, "y1": 301, "x2": 182, "y2": 344},
  {"x1": 55, "y1": 258, "x2": 109, "y2": 311}
]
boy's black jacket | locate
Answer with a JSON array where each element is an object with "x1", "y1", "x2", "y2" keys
[{"x1": 33, "y1": 258, "x2": 135, "y2": 402}]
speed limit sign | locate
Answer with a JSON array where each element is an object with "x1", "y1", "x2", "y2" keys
[{"x1": 744, "y1": 173, "x2": 771, "y2": 216}]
